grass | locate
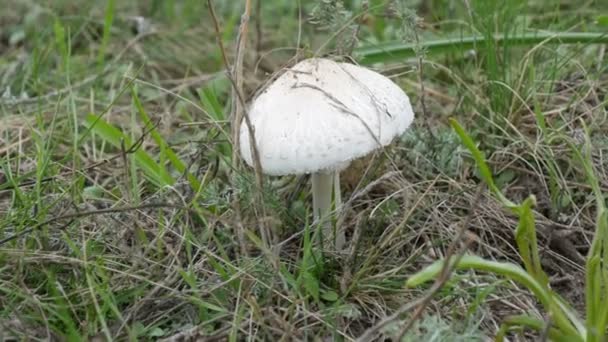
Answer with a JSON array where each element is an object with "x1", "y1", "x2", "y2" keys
[{"x1": 1, "y1": 0, "x2": 608, "y2": 340}]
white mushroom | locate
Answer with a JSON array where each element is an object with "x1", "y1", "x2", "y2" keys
[{"x1": 240, "y1": 58, "x2": 414, "y2": 250}]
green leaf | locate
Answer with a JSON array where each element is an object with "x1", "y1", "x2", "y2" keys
[
  {"x1": 532, "y1": 96, "x2": 547, "y2": 134},
  {"x1": 53, "y1": 19, "x2": 68, "y2": 70},
  {"x1": 46, "y1": 272, "x2": 82, "y2": 341},
  {"x1": 132, "y1": 89, "x2": 201, "y2": 191},
  {"x1": 495, "y1": 169, "x2": 516, "y2": 189},
  {"x1": 84, "y1": 113, "x2": 175, "y2": 186},
  {"x1": 148, "y1": 327, "x2": 165, "y2": 337},
  {"x1": 98, "y1": 0, "x2": 115, "y2": 65},
  {"x1": 197, "y1": 82, "x2": 232, "y2": 159},
  {"x1": 187, "y1": 296, "x2": 227, "y2": 313},
  {"x1": 449, "y1": 118, "x2": 515, "y2": 207},
  {"x1": 199, "y1": 86, "x2": 226, "y2": 121},
  {"x1": 496, "y1": 315, "x2": 579, "y2": 342},
  {"x1": 178, "y1": 268, "x2": 198, "y2": 289},
  {"x1": 596, "y1": 15, "x2": 608, "y2": 27},
  {"x1": 406, "y1": 256, "x2": 544, "y2": 302},
  {"x1": 302, "y1": 271, "x2": 320, "y2": 302},
  {"x1": 514, "y1": 195, "x2": 546, "y2": 284},
  {"x1": 83, "y1": 185, "x2": 105, "y2": 200},
  {"x1": 406, "y1": 255, "x2": 581, "y2": 338},
  {"x1": 279, "y1": 264, "x2": 298, "y2": 290},
  {"x1": 564, "y1": 121, "x2": 608, "y2": 342},
  {"x1": 321, "y1": 290, "x2": 339, "y2": 302},
  {"x1": 9, "y1": 29, "x2": 25, "y2": 46}
]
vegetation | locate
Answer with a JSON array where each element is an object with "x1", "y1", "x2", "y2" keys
[{"x1": 1, "y1": 0, "x2": 607, "y2": 340}]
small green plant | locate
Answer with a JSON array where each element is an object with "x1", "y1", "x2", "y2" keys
[
  {"x1": 401, "y1": 127, "x2": 464, "y2": 178},
  {"x1": 310, "y1": 0, "x2": 358, "y2": 54},
  {"x1": 389, "y1": 314, "x2": 487, "y2": 342},
  {"x1": 84, "y1": 88, "x2": 202, "y2": 192},
  {"x1": 406, "y1": 118, "x2": 608, "y2": 342}
]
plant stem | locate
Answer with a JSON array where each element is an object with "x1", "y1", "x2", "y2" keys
[{"x1": 355, "y1": 32, "x2": 608, "y2": 65}]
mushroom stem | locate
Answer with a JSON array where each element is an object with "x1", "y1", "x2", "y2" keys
[
  {"x1": 312, "y1": 172, "x2": 334, "y2": 249},
  {"x1": 333, "y1": 171, "x2": 345, "y2": 250},
  {"x1": 312, "y1": 171, "x2": 345, "y2": 250},
  {"x1": 334, "y1": 172, "x2": 342, "y2": 211}
]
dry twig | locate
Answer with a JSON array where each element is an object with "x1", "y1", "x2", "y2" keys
[{"x1": 207, "y1": 0, "x2": 273, "y2": 256}]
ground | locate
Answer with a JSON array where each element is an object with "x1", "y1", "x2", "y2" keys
[{"x1": 1, "y1": 0, "x2": 607, "y2": 341}]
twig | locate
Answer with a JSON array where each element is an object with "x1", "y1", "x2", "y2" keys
[
  {"x1": 206, "y1": 0, "x2": 250, "y2": 257},
  {"x1": 410, "y1": 14, "x2": 437, "y2": 149},
  {"x1": 345, "y1": 0, "x2": 368, "y2": 56},
  {"x1": 207, "y1": 0, "x2": 260, "y2": 176},
  {"x1": 207, "y1": 0, "x2": 271, "y2": 255},
  {"x1": 0, "y1": 176, "x2": 54, "y2": 191},
  {"x1": 231, "y1": 0, "x2": 251, "y2": 172},
  {"x1": 120, "y1": 138, "x2": 131, "y2": 203},
  {"x1": 207, "y1": 1, "x2": 232, "y2": 82},
  {"x1": 356, "y1": 184, "x2": 484, "y2": 341},
  {"x1": 0, "y1": 203, "x2": 186, "y2": 246},
  {"x1": 84, "y1": 118, "x2": 158, "y2": 168},
  {"x1": 227, "y1": 0, "x2": 266, "y2": 194},
  {"x1": 255, "y1": 0, "x2": 263, "y2": 60},
  {"x1": 340, "y1": 212, "x2": 365, "y2": 293},
  {"x1": 296, "y1": 0, "x2": 303, "y2": 56}
]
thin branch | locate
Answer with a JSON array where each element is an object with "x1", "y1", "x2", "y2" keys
[
  {"x1": 296, "y1": 0, "x2": 303, "y2": 57},
  {"x1": 120, "y1": 138, "x2": 132, "y2": 203},
  {"x1": 207, "y1": 0, "x2": 264, "y2": 183},
  {"x1": 345, "y1": 0, "x2": 368, "y2": 56},
  {"x1": 255, "y1": 0, "x2": 263, "y2": 60},
  {"x1": 231, "y1": 0, "x2": 252, "y2": 172},
  {"x1": 207, "y1": 0, "x2": 272, "y2": 254},
  {"x1": 207, "y1": 1, "x2": 232, "y2": 74},
  {"x1": 408, "y1": 12, "x2": 437, "y2": 149}
]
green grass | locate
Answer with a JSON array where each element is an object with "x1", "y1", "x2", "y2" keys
[{"x1": 1, "y1": 0, "x2": 608, "y2": 340}]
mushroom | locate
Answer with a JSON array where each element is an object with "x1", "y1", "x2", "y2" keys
[{"x1": 240, "y1": 58, "x2": 414, "y2": 250}]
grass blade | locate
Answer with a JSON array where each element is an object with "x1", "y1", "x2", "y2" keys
[
  {"x1": 131, "y1": 88, "x2": 201, "y2": 191},
  {"x1": 406, "y1": 255, "x2": 580, "y2": 338},
  {"x1": 84, "y1": 114, "x2": 175, "y2": 186},
  {"x1": 496, "y1": 315, "x2": 579, "y2": 342},
  {"x1": 449, "y1": 118, "x2": 515, "y2": 207},
  {"x1": 97, "y1": 0, "x2": 115, "y2": 66},
  {"x1": 355, "y1": 32, "x2": 608, "y2": 65}
]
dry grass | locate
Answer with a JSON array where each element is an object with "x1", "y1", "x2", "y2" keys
[{"x1": 1, "y1": 0, "x2": 607, "y2": 341}]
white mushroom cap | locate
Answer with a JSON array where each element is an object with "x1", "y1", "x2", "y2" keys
[{"x1": 240, "y1": 57, "x2": 414, "y2": 176}]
